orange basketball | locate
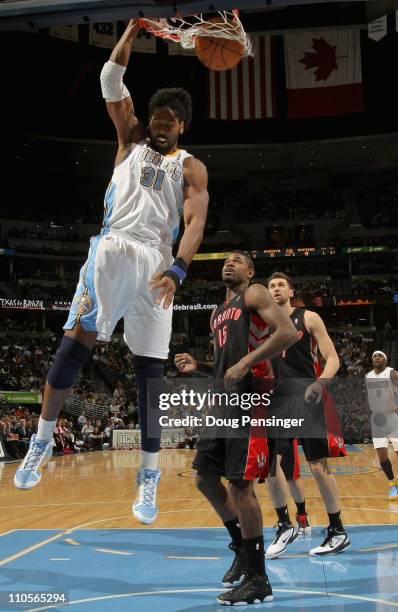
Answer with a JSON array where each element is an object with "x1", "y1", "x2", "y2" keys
[{"x1": 195, "y1": 19, "x2": 244, "y2": 71}]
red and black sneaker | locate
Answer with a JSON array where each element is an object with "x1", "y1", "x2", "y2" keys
[{"x1": 296, "y1": 513, "x2": 311, "y2": 535}]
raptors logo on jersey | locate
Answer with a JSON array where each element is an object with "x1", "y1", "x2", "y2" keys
[{"x1": 257, "y1": 452, "x2": 267, "y2": 470}]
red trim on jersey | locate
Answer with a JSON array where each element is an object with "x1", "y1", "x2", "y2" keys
[
  {"x1": 311, "y1": 335, "x2": 323, "y2": 378},
  {"x1": 249, "y1": 329, "x2": 268, "y2": 343},
  {"x1": 248, "y1": 312, "x2": 271, "y2": 378},
  {"x1": 252, "y1": 364, "x2": 270, "y2": 378},
  {"x1": 292, "y1": 439, "x2": 301, "y2": 480},
  {"x1": 323, "y1": 387, "x2": 347, "y2": 457},
  {"x1": 308, "y1": 323, "x2": 347, "y2": 456},
  {"x1": 243, "y1": 403, "x2": 269, "y2": 480},
  {"x1": 243, "y1": 435, "x2": 269, "y2": 480}
]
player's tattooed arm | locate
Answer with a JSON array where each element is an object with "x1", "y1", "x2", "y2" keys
[
  {"x1": 150, "y1": 158, "x2": 208, "y2": 309},
  {"x1": 178, "y1": 157, "x2": 209, "y2": 265},
  {"x1": 224, "y1": 284, "x2": 297, "y2": 383}
]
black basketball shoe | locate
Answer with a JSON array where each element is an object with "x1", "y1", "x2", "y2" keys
[
  {"x1": 217, "y1": 571, "x2": 273, "y2": 605},
  {"x1": 222, "y1": 543, "x2": 245, "y2": 587}
]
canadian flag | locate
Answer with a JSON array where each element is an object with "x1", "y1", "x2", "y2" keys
[
  {"x1": 284, "y1": 29, "x2": 364, "y2": 118},
  {"x1": 208, "y1": 34, "x2": 278, "y2": 120}
]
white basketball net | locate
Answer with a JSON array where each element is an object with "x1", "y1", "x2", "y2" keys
[{"x1": 140, "y1": 10, "x2": 252, "y2": 56}]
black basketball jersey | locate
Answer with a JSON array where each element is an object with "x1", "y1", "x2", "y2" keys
[
  {"x1": 270, "y1": 308, "x2": 322, "y2": 380},
  {"x1": 211, "y1": 293, "x2": 269, "y2": 382}
]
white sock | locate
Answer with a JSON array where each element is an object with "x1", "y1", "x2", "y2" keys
[
  {"x1": 37, "y1": 417, "x2": 57, "y2": 442},
  {"x1": 141, "y1": 451, "x2": 159, "y2": 471}
]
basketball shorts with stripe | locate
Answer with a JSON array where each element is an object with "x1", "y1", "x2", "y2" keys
[
  {"x1": 193, "y1": 403, "x2": 269, "y2": 482},
  {"x1": 64, "y1": 232, "x2": 173, "y2": 359}
]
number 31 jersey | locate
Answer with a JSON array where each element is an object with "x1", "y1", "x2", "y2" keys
[{"x1": 102, "y1": 140, "x2": 192, "y2": 248}]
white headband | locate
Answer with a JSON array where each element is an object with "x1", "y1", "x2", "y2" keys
[{"x1": 372, "y1": 351, "x2": 387, "y2": 360}]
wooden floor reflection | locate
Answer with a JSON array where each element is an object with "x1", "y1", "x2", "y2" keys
[{"x1": 1, "y1": 445, "x2": 398, "y2": 532}]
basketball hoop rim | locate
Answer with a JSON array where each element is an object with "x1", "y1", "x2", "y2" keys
[
  {"x1": 139, "y1": 8, "x2": 242, "y2": 42},
  {"x1": 139, "y1": 9, "x2": 252, "y2": 56}
]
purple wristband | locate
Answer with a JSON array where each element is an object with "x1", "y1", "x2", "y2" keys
[{"x1": 170, "y1": 264, "x2": 187, "y2": 284}]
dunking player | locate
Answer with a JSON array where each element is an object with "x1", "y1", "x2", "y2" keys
[
  {"x1": 14, "y1": 20, "x2": 209, "y2": 525},
  {"x1": 265, "y1": 273, "x2": 350, "y2": 557},
  {"x1": 175, "y1": 252, "x2": 297, "y2": 606},
  {"x1": 366, "y1": 350, "x2": 398, "y2": 499}
]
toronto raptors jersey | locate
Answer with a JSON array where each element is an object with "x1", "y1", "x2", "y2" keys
[
  {"x1": 271, "y1": 308, "x2": 321, "y2": 379},
  {"x1": 102, "y1": 140, "x2": 192, "y2": 247},
  {"x1": 211, "y1": 292, "x2": 270, "y2": 383},
  {"x1": 366, "y1": 367, "x2": 398, "y2": 414}
]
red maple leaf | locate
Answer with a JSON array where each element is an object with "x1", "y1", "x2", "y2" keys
[{"x1": 298, "y1": 37, "x2": 339, "y2": 81}]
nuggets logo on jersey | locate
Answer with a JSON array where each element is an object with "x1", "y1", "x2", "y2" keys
[
  {"x1": 102, "y1": 140, "x2": 192, "y2": 247},
  {"x1": 71, "y1": 293, "x2": 93, "y2": 316},
  {"x1": 137, "y1": 146, "x2": 184, "y2": 182}
]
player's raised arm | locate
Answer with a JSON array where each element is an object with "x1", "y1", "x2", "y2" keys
[{"x1": 100, "y1": 20, "x2": 145, "y2": 162}]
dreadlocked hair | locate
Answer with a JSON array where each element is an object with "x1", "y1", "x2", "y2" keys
[{"x1": 148, "y1": 88, "x2": 193, "y2": 129}]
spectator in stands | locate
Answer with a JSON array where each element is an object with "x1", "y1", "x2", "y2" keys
[
  {"x1": 113, "y1": 382, "x2": 125, "y2": 400},
  {"x1": 81, "y1": 419, "x2": 94, "y2": 443},
  {"x1": 77, "y1": 410, "x2": 87, "y2": 431},
  {"x1": 86, "y1": 426, "x2": 104, "y2": 451}
]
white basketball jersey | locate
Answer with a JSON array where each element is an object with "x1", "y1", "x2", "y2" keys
[
  {"x1": 366, "y1": 367, "x2": 397, "y2": 414},
  {"x1": 102, "y1": 140, "x2": 192, "y2": 247}
]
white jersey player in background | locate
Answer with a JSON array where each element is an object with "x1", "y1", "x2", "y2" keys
[
  {"x1": 365, "y1": 350, "x2": 398, "y2": 500},
  {"x1": 14, "y1": 20, "x2": 209, "y2": 524}
]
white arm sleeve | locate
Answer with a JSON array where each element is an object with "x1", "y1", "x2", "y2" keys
[{"x1": 100, "y1": 60, "x2": 131, "y2": 102}]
